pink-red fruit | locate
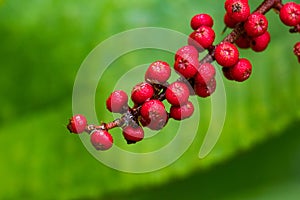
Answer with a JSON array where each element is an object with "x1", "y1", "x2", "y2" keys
[
  {"x1": 90, "y1": 130, "x2": 113, "y2": 151},
  {"x1": 140, "y1": 99, "x2": 168, "y2": 130},
  {"x1": 194, "y1": 78, "x2": 216, "y2": 98},
  {"x1": 188, "y1": 26, "x2": 215, "y2": 50},
  {"x1": 214, "y1": 42, "x2": 239, "y2": 67},
  {"x1": 279, "y1": 2, "x2": 300, "y2": 26},
  {"x1": 224, "y1": 13, "x2": 238, "y2": 28},
  {"x1": 230, "y1": 58, "x2": 252, "y2": 82},
  {"x1": 145, "y1": 61, "x2": 171, "y2": 84},
  {"x1": 131, "y1": 82, "x2": 154, "y2": 105},
  {"x1": 106, "y1": 90, "x2": 128, "y2": 113},
  {"x1": 67, "y1": 114, "x2": 87, "y2": 134},
  {"x1": 170, "y1": 101, "x2": 194, "y2": 120},
  {"x1": 225, "y1": 0, "x2": 250, "y2": 23},
  {"x1": 194, "y1": 63, "x2": 216, "y2": 85},
  {"x1": 244, "y1": 12, "x2": 268, "y2": 37},
  {"x1": 190, "y1": 13, "x2": 214, "y2": 30},
  {"x1": 166, "y1": 81, "x2": 190, "y2": 106},
  {"x1": 250, "y1": 31, "x2": 271, "y2": 52},
  {"x1": 122, "y1": 126, "x2": 144, "y2": 144}
]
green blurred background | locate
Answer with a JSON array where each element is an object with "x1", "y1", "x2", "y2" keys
[{"x1": 0, "y1": 0, "x2": 300, "y2": 199}]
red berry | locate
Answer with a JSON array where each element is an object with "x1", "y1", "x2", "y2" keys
[
  {"x1": 131, "y1": 82, "x2": 154, "y2": 105},
  {"x1": 294, "y1": 42, "x2": 300, "y2": 57},
  {"x1": 224, "y1": 13, "x2": 238, "y2": 28},
  {"x1": 90, "y1": 130, "x2": 113, "y2": 151},
  {"x1": 122, "y1": 126, "x2": 144, "y2": 144},
  {"x1": 170, "y1": 101, "x2": 194, "y2": 120},
  {"x1": 188, "y1": 26, "x2": 215, "y2": 50},
  {"x1": 230, "y1": 58, "x2": 252, "y2": 82},
  {"x1": 175, "y1": 45, "x2": 199, "y2": 60},
  {"x1": 194, "y1": 78, "x2": 216, "y2": 98},
  {"x1": 225, "y1": 0, "x2": 248, "y2": 10},
  {"x1": 194, "y1": 63, "x2": 216, "y2": 85},
  {"x1": 214, "y1": 42, "x2": 239, "y2": 67},
  {"x1": 190, "y1": 13, "x2": 214, "y2": 30},
  {"x1": 222, "y1": 67, "x2": 235, "y2": 80},
  {"x1": 250, "y1": 31, "x2": 271, "y2": 52},
  {"x1": 244, "y1": 12, "x2": 268, "y2": 37},
  {"x1": 140, "y1": 99, "x2": 168, "y2": 130},
  {"x1": 106, "y1": 90, "x2": 128, "y2": 113},
  {"x1": 145, "y1": 61, "x2": 171, "y2": 84},
  {"x1": 166, "y1": 81, "x2": 190, "y2": 106},
  {"x1": 67, "y1": 114, "x2": 87, "y2": 134},
  {"x1": 235, "y1": 34, "x2": 251, "y2": 49},
  {"x1": 279, "y1": 2, "x2": 300, "y2": 27},
  {"x1": 226, "y1": 0, "x2": 250, "y2": 23},
  {"x1": 174, "y1": 58, "x2": 199, "y2": 79}
]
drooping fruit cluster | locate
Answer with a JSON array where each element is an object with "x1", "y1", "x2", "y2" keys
[{"x1": 67, "y1": 0, "x2": 300, "y2": 151}]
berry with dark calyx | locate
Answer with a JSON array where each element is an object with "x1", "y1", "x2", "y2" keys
[
  {"x1": 166, "y1": 81, "x2": 190, "y2": 106},
  {"x1": 235, "y1": 33, "x2": 251, "y2": 49},
  {"x1": 174, "y1": 57, "x2": 199, "y2": 79},
  {"x1": 106, "y1": 90, "x2": 128, "y2": 113},
  {"x1": 225, "y1": 0, "x2": 250, "y2": 23},
  {"x1": 244, "y1": 12, "x2": 268, "y2": 37},
  {"x1": 194, "y1": 63, "x2": 216, "y2": 85},
  {"x1": 67, "y1": 114, "x2": 87, "y2": 134},
  {"x1": 188, "y1": 26, "x2": 215, "y2": 50},
  {"x1": 279, "y1": 2, "x2": 300, "y2": 27},
  {"x1": 190, "y1": 13, "x2": 214, "y2": 30},
  {"x1": 122, "y1": 125, "x2": 144, "y2": 144},
  {"x1": 145, "y1": 61, "x2": 171, "y2": 84},
  {"x1": 140, "y1": 99, "x2": 168, "y2": 130},
  {"x1": 222, "y1": 67, "x2": 234, "y2": 80},
  {"x1": 90, "y1": 130, "x2": 113, "y2": 151},
  {"x1": 194, "y1": 78, "x2": 216, "y2": 98},
  {"x1": 170, "y1": 101, "x2": 194, "y2": 120},
  {"x1": 131, "y1": 82, "x2": 154, "y2": 105},
  {"x1": 250, "y1": 31, "x2": 271, "y2": 52},
  {"x1": 214, "y1": 42, "x2": 239, "y2": 67},
  {"x1": 230, "y1": 58, "x2": 252, "y2": 82},
  {"x1": 224, "y1": 13, "x2": 238, "y2": 28}
]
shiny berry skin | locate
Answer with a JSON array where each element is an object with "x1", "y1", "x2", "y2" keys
[
  {"x1": 235, "y1": 34, "x2": 250, "y2": 49},
  {"x1": 122, "y1": 126, "x2": 144, "y2": 144},
  {"x1": 175, "y1": 45, "x2": 199, "y2": 60},
  {"x1": 67, "y1": 114, "x2": 87, "y2": 134},
  {"x1": 224, "y1": 13, "x2": 238, "y2": 28},
  {"x1": 188, "y1": 26, "x2": 215, "y2": 50},
  {"x1": 190, "y1": 13, "x2": 214, "y2": 30},
  {"x1": 140, "y1": 99, "x2": 168, "y2": 130},
  {"x1": 294, "y1": 42, "x2": 300, "y2": 57},
  {"x1": 170, "y1": 101, "x2": 194, "y2": 120},
  {"x1": 174, "y1": 57, "x2": 199, "y2": 79},
  {"x1": 90, "y1": 130, "x2": 113, "y2": 151},
  {"x1": 214, "y1": 42, "x2": 239, "y2": 67},
  {"x1": 131, "y1": 82, "x2": 154, "y2": 105},
  {"x1": 222, "y1": 67, "x2": 235, "y2": 80},
  {"x1": 279, "y1": 2, "x2": 300, "y2": 27},
  {"x1": 244, "y1": 13, "x2": 268, "y2": 37},
  {"x1": 230, "y1": 58, "x2": 252, "y2": 82},
  {"x1": 194, "y1": 78, "x2": 216, "y2": 98},
  {"x1": 194, "y1": 63, "x2": 216, "y2": 85},
  {"x1": 145, "y1": 61, "x2": 171, "y2": 84},
  {"x1": 106, "y1": 90, "x2": 128, "y2": 113},
  {"x1": 225, "y1": 0, "x2": 250, "y2": 23},
  {"x1": 166, "y1": 81, "x2": 190, "y2": 106},
  {"x1": 250, "y1": 31, "x2": 271, "y2": 52}
]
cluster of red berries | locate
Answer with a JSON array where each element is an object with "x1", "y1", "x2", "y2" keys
[{"x1": 67, "y1": 0, "x2": 300, "y2": 151}]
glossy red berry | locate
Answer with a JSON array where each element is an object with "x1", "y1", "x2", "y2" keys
[
  {"x1": 166, "y1": 81, "x2": 190, "y2": 106},
  {"x1": 250, "y1": 31, "x2": 271, "y2": 52},
  {"x1": 170, "y1": 101, "x2": 194, "y2": 120},
  {"x1": 224, "y1": 13, "x2": 238, "y2": 28},
  {"x1": 106, "y1": 90, "x2": 128, "y2": 113},
  {"x1": 194, "y1": 63, "x2": 216, "y2": 85},
  {"x1": 188, "y1": 26, "x2": 215, "y2": 50},
  {"x1": 174, "y1": 55, "x2": 199, "y2": 79},
  {"x1": 294, "y1": 42, "x2": 300, "y2": 57},
  {"x1": 140, "y1": 99, "x2": 168, "y2": 130},
  {"x1": 145, "y1": 61, "x2": 171, "y2": 84},
  {"x1": 194, "y1": 78, "x2": 216, "y2": 98},
  {"x1": 122, "y1": 126, "x2": 144, "y2": 144},
  {"x1": 230, "y1": 58, "x2": 252, "y2": 82},
  {"x1": 67, "y1": 114, "x2": 87, "y2": 134},
  {"x1": 244, "y1": 12, "x2": 268, "y2": 37},
  {"x1": 222, "y1": 67, "x2": 235, "y2": 80},
  {"x1": 90, "y1": 130, "x2": 113, "y2": 151},
  {"x1": 215, "y1": 42, "x2": 239, "y2": 67},
  {"x1": 175, "y1": 45, "x2": 199, "y2": 60},
  {"x1": 279, "y1": 2, "x2": 300, "y2": 26},
  {"x1": 235, "y1": 34, "x2": 251, "y2": 49},
  {"x1": 225, "y1": 0, "x2": 250, "y2": 23},
  {"x1": 131, "y1": 82, "x2": 154, "y2": 105},
  {"x1": 190, "y1": 13, "x2": 214, "y2": 30}
]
